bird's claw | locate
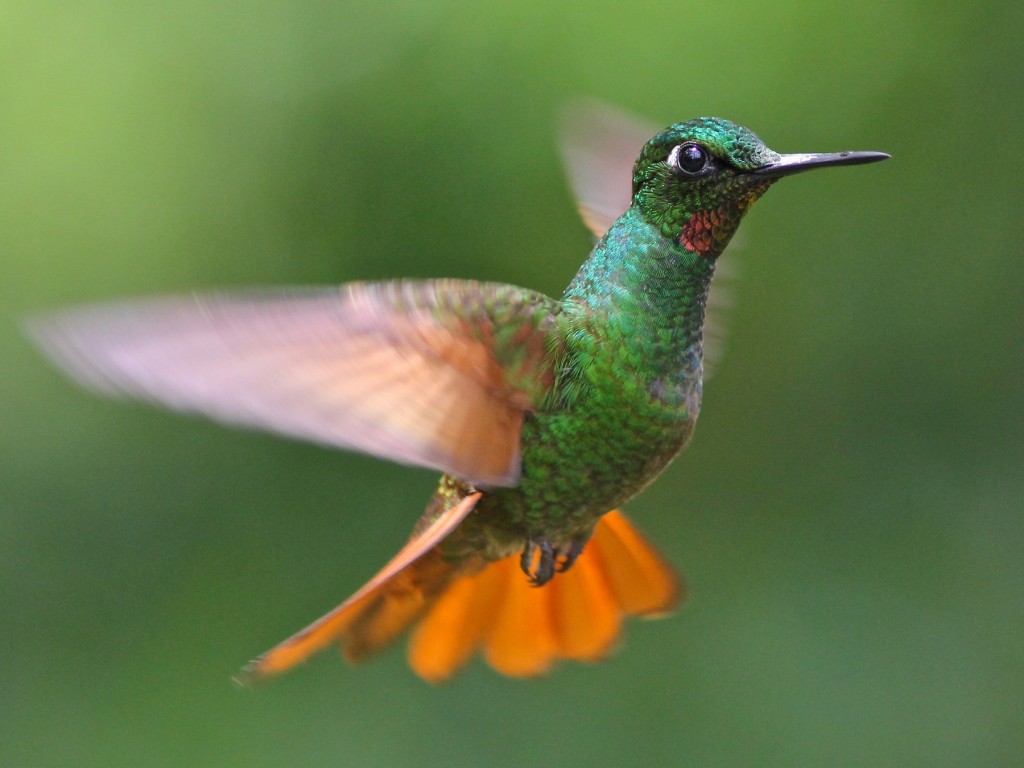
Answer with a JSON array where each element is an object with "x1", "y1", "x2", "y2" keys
[
  {"x1": 520, "y1": 539, "x2": 556, "y2": 586},
  {"x1": 520, "y1": 537, "x2": 586, "y2": 586},
  {"x1": 555, "y1": 539, "x2": 585, "y2": 573}
]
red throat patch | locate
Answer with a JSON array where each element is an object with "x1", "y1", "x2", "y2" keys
[
  {"x1": 680, "y1": 182, "x2": 773, "y2": 258},
  {"x1": 679, "y1": 209, "x2": 722, "y2": 256}
]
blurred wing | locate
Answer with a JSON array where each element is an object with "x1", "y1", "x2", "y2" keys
[
  {"x1": 702, "y1": 256, "x2": 739, "y2": 380},
  {"x1": 559, "y1": 98, "x2": 735, "y2": 377},
  {"x1": 26, "y1": 281, "x2": 560, "y2": 488},
  {"x1": 558, "y1": 98, "x2": 658, "y2": 238}
]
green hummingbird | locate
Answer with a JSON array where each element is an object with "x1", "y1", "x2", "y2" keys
[{"x1": 27, "y1": 105, "x2": 888, "y2": 683}]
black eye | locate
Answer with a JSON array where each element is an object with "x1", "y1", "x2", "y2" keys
[{"x1": 673, "y1": 142, "x2": 709, "y2": 175}]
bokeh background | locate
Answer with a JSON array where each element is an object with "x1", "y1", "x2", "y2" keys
[{"x1": 3, "y1": 1, "x2": 1021, "y2": 766}]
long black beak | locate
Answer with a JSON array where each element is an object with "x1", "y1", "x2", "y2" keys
[{"x1": 753, "y1": 150, "x2": 890, "y2": 178}]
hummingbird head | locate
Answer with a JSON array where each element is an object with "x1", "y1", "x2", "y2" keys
[{"x1": 632, "y1": 117, "x2": 888, "y2": 258}]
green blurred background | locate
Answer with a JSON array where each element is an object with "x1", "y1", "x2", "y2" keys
[{"x1": 2, "y1": 1, "x2": 1021, "y2": 765}]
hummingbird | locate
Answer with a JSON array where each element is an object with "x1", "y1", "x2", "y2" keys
[{"x1": 26, "y1": 106, "x2": 888, "y2": 683}]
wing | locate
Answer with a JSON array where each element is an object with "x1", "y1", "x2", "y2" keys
[
  {"x1": 558, "y1": 98, "x2": 658, "y2": 238},
  {"x1": 26, "y1": 281, "x2": 560, "y2": 488}
]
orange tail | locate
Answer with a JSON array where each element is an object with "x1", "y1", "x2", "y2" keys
[
  {"x1": 238, "y1": 503, "x2": 681, "y2": 685},
  {"x1": 410, "y1": 509, "x2": 681, "y2": 681}
]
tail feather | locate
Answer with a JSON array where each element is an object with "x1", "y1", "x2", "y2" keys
[
  {"x1": 548, "y1": 543, "x2": 622, "y2": 661},
  {"x1": 238, "y1": 505, "x2": 681, "y2": 685},
  {"x1": 406, "y1": 560, "x2": 500, "y2": 681},
  {"x1": 586, "y1": 508, "x2": 680, "y2": 616},
  {"x1": 236, "y1": 492, "x2": 481, "y2": 685},
  {"x1": 478, "y1": 556, "x2": 560, "y2": 678},
  {"x1": 343, "y1": 548, "x2": 457, "y2": 664},
  {"x1": 410, "y1": 509, "x2": 681, "y2": 682}
]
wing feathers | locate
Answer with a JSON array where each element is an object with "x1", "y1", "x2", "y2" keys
[
  {"x1": 559, "y1": 99, "x2": 658, "y2": 239},
  {"x1": 27, "y1": 281, "x2": 559, "y2": 487}
]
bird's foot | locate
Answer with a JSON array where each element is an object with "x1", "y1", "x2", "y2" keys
[
  {"x1": 520, "y1": 539, "x2": 555, "y2": 586},
  {"x1": 555, "y1": 539, "x2": 585, "y2": 573},
  {"x1": 519, "y1": 537, "x2": 587, "y2": 586}
]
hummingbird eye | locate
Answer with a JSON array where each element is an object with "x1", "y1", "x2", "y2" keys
[{"x1": 672, "y1": 142, "x2": 710, "y2": 175}]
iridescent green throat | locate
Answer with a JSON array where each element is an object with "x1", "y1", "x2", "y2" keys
[{"x1": 562, "y1": 207, "x2": 716, "y2": 403}]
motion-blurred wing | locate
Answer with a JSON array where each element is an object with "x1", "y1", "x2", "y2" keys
[
  {"x1": 27, "y1": 281, "x2": 560, "y2": 488},
  {"x1": 559, "y1": 98, "x2": 658, "y2": 238}
]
